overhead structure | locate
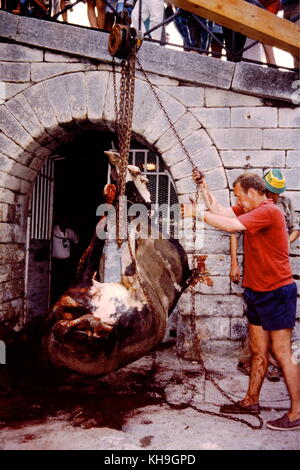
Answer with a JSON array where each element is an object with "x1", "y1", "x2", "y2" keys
[{"x1": 169, "y1": 0, "x2": 300, "y2": 58}]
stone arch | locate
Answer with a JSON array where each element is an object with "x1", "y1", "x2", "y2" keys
[{"x1": 0, "y1": 69, "x2": 227, "y2": 326}]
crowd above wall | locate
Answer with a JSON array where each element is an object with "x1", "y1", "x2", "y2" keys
[{"x1": 1, "y1": 0, "x2": 299, "y2": 70}]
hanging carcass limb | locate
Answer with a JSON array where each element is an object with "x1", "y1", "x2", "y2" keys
[{"x1": 169, "y1": 0, "x2": 300, "y2": 58}]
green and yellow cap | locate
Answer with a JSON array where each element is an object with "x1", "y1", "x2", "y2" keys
[{"x1": 263, "y1": 169, "x2": 286, "y2": 194}]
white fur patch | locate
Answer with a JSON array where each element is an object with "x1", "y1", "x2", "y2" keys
[{"x1": 89, "y1": 280, "x2": 145, "y2": 323}]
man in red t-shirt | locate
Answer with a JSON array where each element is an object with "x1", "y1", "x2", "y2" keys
[{"x1": 191, "y1": 171, "x2": 299, "y2": 431}]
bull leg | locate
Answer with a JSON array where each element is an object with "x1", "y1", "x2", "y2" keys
[{"x1": 53, "y1": 314, "x2": 113, "y2": 342}]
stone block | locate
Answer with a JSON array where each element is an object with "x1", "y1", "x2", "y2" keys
[
  {"x1": 279, "y1": 107, "x2": 300, "y2": 128},
  {"x1": 0, "y1": 278, "x2": 24, "y2": 303},
  {"x1": 220, "y1": 150, "x2": 285, "y2": 169},
  {"x1": 191, "y1": 254, "x2": 234, "y2": 277},
  {"x1": 201, "y1": 231, "x2": 230, "y2": 254},
  {"x1": 0, "y1": 188, "x2": 15, "y2": 204},
  {"x1": 195, "y1": 276, "x2": 231, "y2": 294},
  {"x1": 231, "y1": 317, "x2": 248, "y2": 340},
  {"x1": 31, "y1": 62, "x2": 96, "y2": 83},
  {"x1": 0, "y1": 62, "x2": 30, "y2": 82},
  {"x1": 263, "y1": 129, "x2": 300, "y2": 150},
  {"x1": 7, "y1": 160, "x2": 37, "y2": 182},
  {"x1": 198, "y1": 316, "x2": 231, "y2": 340},
  {"x1": 231, "y1": 279, "x2": 244, "y2": 295},
  {"x1": 0, "y1": 11, "x2": 18, "y2": 40},
  {"x1": 192, "y1": 147, "x2": 222, "y2": 172},
  {"x1": 155, "y1": 111, "x2": 202, "y2": 154},
  {"x1": 175, "y1": 175, "x2": 197, "y2": 195},
  {"x1": 0, "y1": 243, "x2": 25, "y2": 264},
  {"x1": 286, "y1": 150, "x2": 300, "y2": 167},
  {"x1": 135, "y1": 71, "x2": 179, "y2": 87},
  {"x1": 202, "y1": 167, "x2": 228, "y2": 190},
  {"x1": 44, "y1": 51, "x2": 80, "y2": 63},
  {"x1": 161, "y1": 85, "x2": 205, "y2": 108},
  {"x1": 0, "y1": 203, "x2": 16, "y2": 223},
  {"x1": 0, "y1": 43, "x2": 43, "y2": 62},
  {"x1": 64, "y1": 73, "x2": 87, "y2": 121},
  {"x1": 29, "y1": 157, "x2": 43, "y2": 172},
  {"x1": 199, "y1": 339, "x2": 242, "y2": 356},
  {"x1": 0, "y1": 263, "x2": 24, "y2": 283},
  {"x1": 232, "y1": 62, "x2": 298, "y2": 102},
  {"x1": 209, "y1": 128, "x2": 262, "y2": 150},
  {"x1": 231, "y1": 107, "x2": 278, "y2": 128},
  {"x1": 0, "y1": 83, "x2": 29, "y2": 103},
  {"x1": 0, "y1": 132, "x2": 24, "y2": 160},
  {"x1": 192, "y1": 108, "x2": 230, "y2": 128},
  {"x1": 205, "y1": 87, "x2": 263, "y2": 107},
  {"x1": 43, "y1": 76, "x2": 73, "y2": 124},
  {"x1": 6, "y1": 94, "x2": 45, "y2": 140},
  {"x1": 285, "y1": 191, "x2": 300, "y2": 211},
  {"x1": 143, "y1": 95, "x2": 186, "y2": 145},
  {"x1": 17, "y1": 17, "x2": 111, "y2": 62},
  {"x1": 0, "y1": 105, "x2": 33, "y2": 149},
  {"x1": 132, "y1": 86, "x2": 170, "y2": 137},
  {"x1": 132, "y1": 78, "x2": 152, "y2": 121},
  {"x1": 170, "y1": 158, "x2": 193, "y2": 181},
  {"x1": 24, "y1": 83, "x2": 58, "y2": 130},
  {"x1": 226, "y1": 168, "x2": 263, "y2": 189},
  {"x1": 275, "y1": 168, "x2": 300, "y2": 190},
  {"x1": 195, "y1": 294, "x2": 244, "y2": 318},
  {"x1": 0, "y1": 171, "x2": 21, "y2": 192},
  {"x1": 138, "y1": 42, "x2": 235, "y2": 90},
  {"x1": 290, "y1": 256, "x2": 300, "y2": 275},
  {"x1": 20, "y1": 179, "x2": 31, "y2": 194},
  {"x1": 86, "y1": 71, "x2": 109, "y2": 123}
]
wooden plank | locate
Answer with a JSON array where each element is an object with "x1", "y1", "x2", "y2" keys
[{"x1": 169, "y1": 0, "x2": 300, "y2": 57}]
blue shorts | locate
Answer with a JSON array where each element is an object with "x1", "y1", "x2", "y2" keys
[{"x1": 243, "y1": 283, "x2": 297, "y2": 331}]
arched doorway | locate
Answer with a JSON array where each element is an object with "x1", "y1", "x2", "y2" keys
[{"x1": 25, "y1": 132, "x2": 178, "y2": 322}]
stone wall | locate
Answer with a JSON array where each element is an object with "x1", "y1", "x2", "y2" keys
[{"x1": 0, "y1": 11, "x2": 299, "y2": 355}]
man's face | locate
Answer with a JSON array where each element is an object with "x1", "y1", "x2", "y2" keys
[
  {"x1": 233, "y1": 182, "x2": 254, "y2": 212},
  {"x1": 266, "y1": 190, "x2": 279, "y2": 203}
]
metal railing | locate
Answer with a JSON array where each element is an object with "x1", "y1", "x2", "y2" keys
[{"x1": 1, "y1": 0, "x2": 298, "y2": 72}]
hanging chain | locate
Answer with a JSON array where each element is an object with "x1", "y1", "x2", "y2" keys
[{"x1": 112, "y1": 42, "x2": 137, "y2": 245}]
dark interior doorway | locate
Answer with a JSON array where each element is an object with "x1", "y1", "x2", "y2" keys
[{"x1": 50, "y1": 130, "x2": 113, "y2": 303}]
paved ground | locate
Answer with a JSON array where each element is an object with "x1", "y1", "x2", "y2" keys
[{"x1": 0, "y1": 343, "x2": 299, "y2": 451}]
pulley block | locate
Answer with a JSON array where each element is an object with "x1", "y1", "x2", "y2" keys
[{"x1": 108, "y1": 24, "x2": 142, "y2": 60}]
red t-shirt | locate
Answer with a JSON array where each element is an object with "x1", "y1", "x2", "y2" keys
[{"x1": 232, "y1": 199, "x2": 293, "y2": 291}]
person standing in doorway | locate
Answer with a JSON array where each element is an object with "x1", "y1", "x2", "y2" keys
[{"x1": 51, "y1": 214, "x2": 79, "y2": 303}]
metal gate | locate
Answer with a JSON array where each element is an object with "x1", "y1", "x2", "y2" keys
[{"x1": 24, "y1": 158, "x2": 55, "y2": 321}]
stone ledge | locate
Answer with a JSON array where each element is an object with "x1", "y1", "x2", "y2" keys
[
  {"x1": 232, "y1": 62, "x2": 298, "y2": 103},
  {"x1": 0, "y1": 11, "x2": 297, "y2": 102}
]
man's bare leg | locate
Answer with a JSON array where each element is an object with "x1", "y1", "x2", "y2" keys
[
  {"x1": 241, "y1": 324, "x2": 270, "y2": 406},
  {"x1": 270, "y1": 328, "x2": 300, "y2": 421},
  {"x1": 96, "y1": 0, "x2": 106, "y2": 30}
]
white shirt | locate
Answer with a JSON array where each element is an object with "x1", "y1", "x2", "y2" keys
[{"x1": 52, "y1": 225, "x2": 79, "y2": 259}]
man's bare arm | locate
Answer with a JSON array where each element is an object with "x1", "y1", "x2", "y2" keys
[{"x1": 204, "y1": 211, "x2": 246, "y2": 233}]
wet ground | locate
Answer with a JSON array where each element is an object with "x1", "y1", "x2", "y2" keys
[{"x1": 0, "y1": 343, "x2": 299, "y2": 450}]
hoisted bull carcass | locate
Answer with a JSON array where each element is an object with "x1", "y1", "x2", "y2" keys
[{"x1": 43, "y1": 152, "x2": 192, "y2": 376}]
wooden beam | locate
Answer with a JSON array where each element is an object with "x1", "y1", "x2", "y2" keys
[{"x1": 169, "y1": 0, "x2": 300, "y2": 57}]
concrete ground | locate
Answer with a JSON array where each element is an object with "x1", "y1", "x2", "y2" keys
[{"x1": 0, "y1": 343, "x2": 299, "y2": 451}]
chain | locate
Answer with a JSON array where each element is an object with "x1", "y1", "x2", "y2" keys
[{"x1": 113, "y1": 41, "x2": 137, "y2": 245}]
